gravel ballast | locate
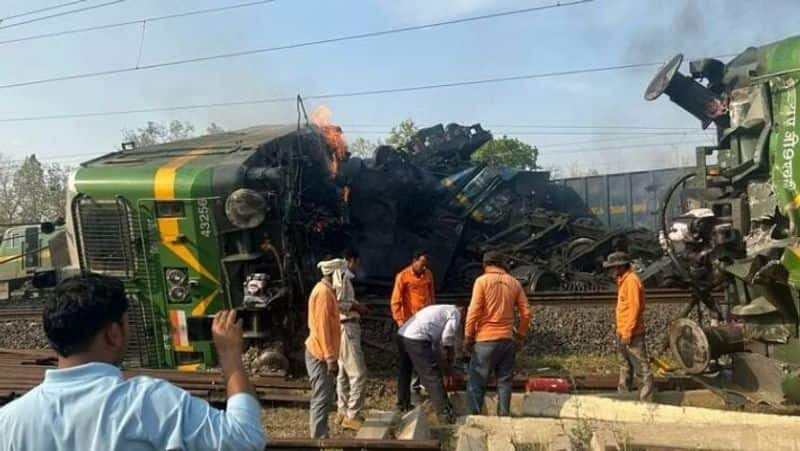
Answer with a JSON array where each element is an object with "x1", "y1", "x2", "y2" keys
[{"x1": 0, "y1": 302, "x2": 692, "y2": 362}]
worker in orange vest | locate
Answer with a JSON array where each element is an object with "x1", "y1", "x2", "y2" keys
[
  {"x1": 305, "y1": 259, "x2": 342, "y2": 438},
  {"x1": 463, "y1": 251, "x2": 531, "y2": 416},
  {"x1": 391, "y1": 250, "x2": 435, "y2": 326},
  {"x1": 603, "y1": 251, "x2": 654, "y2": 402},
  {"x1": 391, "y1": 250, "x2": 435, "y2": 401}
]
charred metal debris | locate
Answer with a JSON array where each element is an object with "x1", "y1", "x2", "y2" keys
[{"x1": 314, "y1": 122, "x2": 669, "y2": 295}]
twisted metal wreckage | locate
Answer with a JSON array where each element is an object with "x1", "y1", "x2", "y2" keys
[
  {"x1": 43, "y1": 109, "x2": 668, "y2": 374},
  {"x1": 337, "y1": 121, "x2": 666, "y2": 295}
]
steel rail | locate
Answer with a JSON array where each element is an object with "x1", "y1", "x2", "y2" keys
[
  {"x1": 264, "y1": 438, "x2": 441, "y2": 449},
  {"x1": 0, "y1": 308, "x2": 42, "y2": 321}
]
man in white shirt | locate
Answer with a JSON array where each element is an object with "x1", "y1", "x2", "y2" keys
[
  {"x1": 332, "y1": 249, "x2": 369, "y2": 430},
  {"x1": 396, "y1": 301, "x2": 464, "y2": 423}
]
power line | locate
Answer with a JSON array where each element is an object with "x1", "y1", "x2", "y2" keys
[
  {"x1": 537, "y1": 133, "x2": 699, "y2": 149},
  {"x1": 542, "y1": 139, "x2": 713, "y2": 155},
  {"x1": 1, "y1": 0, "x2": 88, "y2": 23},
  {"x1": 40, "y1": 135, "x2": 715, "y2": 164},
  {"x1": 343, "y1": 123, "x2": 700, "y2": 131},
  {"x1": 0, "y1": 0, "x2": 126, "y2": 31},
  {"x1": 348, "y1": 129, "x2": 708, "y2": 137},
  {"x1": 0, "y1": 0, "x2": 592, "y2": 90},
  {"x1": 0, "y1": 61, "x2": 663, "y2": 119},
  {"x1": 0, "y1": 0, "x2": 277, "y2": 47}
]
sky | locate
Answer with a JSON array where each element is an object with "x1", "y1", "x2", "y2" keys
[{"x1": 0, "y1": 0, "x2": 798, "y2": 175}]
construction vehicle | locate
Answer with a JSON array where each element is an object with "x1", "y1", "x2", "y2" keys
[{"x1": 647, "y1": 34, "x2": 800, "y2": 405}]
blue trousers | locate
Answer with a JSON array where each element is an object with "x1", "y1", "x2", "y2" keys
[
  {"x1": 466, "y1": 339, "x2": 515, "y2": 416},
  {"x1": 305, "y1": 349, "x2": 334, "y2": 438}
]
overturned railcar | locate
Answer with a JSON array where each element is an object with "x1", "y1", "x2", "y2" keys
[{"x1": 62, "y1": 125, "x2": 345, "y2": 372}]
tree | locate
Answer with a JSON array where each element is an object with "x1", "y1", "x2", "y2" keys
[
  {"x1": 0, "y1": 156, "x2": 19, "y2": 223},
  {"x1": 386, "y1": 119, "x2": 418, "y2": 147},
  {"x1": 348, "y1": 137, "x2": 381, "y2": 158},
  {"x1": 472, "y1": 136, "x2": 539, "y2": 170},
  {"x1": 0, "y1": 154, "x2": 70, "y2": 223},
  {"x1": 206, "y1": 123, "x2": 226, "y2": 135},
  {"x1": 122, "y1": 120, "x2": 196, "y2": 147},
  {"x1": 42, "y1": 163, "x2": 70, "y2": 220}
]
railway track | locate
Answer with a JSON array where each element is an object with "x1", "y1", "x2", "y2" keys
[
  {"x1": 0, "y1": 307, "x2": 41, "y2": 321},
  {"x1": 0, "y1": 289, "x2": 720, "y2": 323},
  {"x1": 366, "y1": 288, "x2": 719, "y2": 308},
  {"x1": 0, "y1": 348, "x2": 310, "y2": 406}
]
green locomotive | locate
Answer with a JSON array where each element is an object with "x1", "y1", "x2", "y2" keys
[
  {"x1": 647, "y1": 35, "x2": 800, "y2": 403},
  {"x1": 62, "y1": 124, "x2": 345, "y2": 372},
  {"x1": 0, "y1": 223, "x2": 61, "y2": 300}
]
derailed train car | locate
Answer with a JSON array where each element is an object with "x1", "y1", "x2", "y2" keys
[
  {"x1": 52, "y1": 119, "x2": 665, "y2": 373},
  {"x1": 60, "y1": 125, "x2": 346, "y2": 373}
]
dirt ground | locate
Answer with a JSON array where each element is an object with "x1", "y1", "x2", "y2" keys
[{"x1": 260, "y1": 353, "x2": 618, "y2": 439}]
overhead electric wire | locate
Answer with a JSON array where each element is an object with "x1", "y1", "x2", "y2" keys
[
  {"x1": 0, "y1": 0, "x2": 126, "y2": 31},
  {"x1": 0, "y1": 0, "x2": 277, "y2": 47},
  {"x1": 537, "y1": 133, "x2": 702, "y2": 149},
  {"x1": 38, "y1": 135, "x2": 716, "y2": 165},
  {"x1": 543, "y1": 139, "x2": 714, "y2": 155},
  {"x1": 347, "y1": 129, "x2": 708, "y2": 137},
  {"x1": 342, "y1": 123, "x2": 701, "y2": 131},
  {"x1": 0, "y1": 0, "x2": 88, "y2": 23},
  {"x1": 0, "y1": 0, "x2": 592, "y2": 90},
  {"x1": 0, "y1": 61, "x2": 665, "y2": 120}
]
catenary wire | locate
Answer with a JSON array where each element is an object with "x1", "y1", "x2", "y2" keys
[
  {"x1": 0, "y1": 0, "x2": 126, "y2": 31},
  {"x1": 0, "y1": 0, "x2": 88, "y2": 22},
  {"x1": 0, "y1": 0, "x2": 592, "y2": 89},
  {"x1": 0, "y1": 0, "x2": 277, "y2": 47}
]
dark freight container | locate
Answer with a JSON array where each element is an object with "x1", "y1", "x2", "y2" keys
[{"x1": 553, "y1": 167, "x2": 693, "y2": 231}]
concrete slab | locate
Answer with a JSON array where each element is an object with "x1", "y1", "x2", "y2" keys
[
  {"x1": 455, "y1": 426, "x2": 487, "y2": 451},
  {"x1": 597, "y1": 389, "x2": 726, "y2": 409},
  {"x1": 355, "y1": 409, "x2": 397, "y2": 440},
  {"x1": 523, "y1": 392, "x2": 800, "y2": 427},
  {"x1": 395, "y1": 406, "x2": 431, "y2": 440},
  {"x1": 590, "y1": 430, "x2": 619, "y2": 451},
  {"x1": 463, "y1": 415, "x2": 800, "y2": 451},
  {"x1": 448, "y1": 391, "x2": 524, "y2": 416},
  {"x1": 548, "y1": 436, "x2": 576, "y2": 451}
]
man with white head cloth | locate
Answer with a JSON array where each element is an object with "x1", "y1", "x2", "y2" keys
[
  {"x1": 305, "y1": 258, "x2": 342, "y2": 438},
  {"x1": 333, "y1": 249, "x2": 370, "y2": 431}
]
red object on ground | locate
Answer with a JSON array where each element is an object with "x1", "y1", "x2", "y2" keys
[
  {"x1": 525, "y1": 377, "x2": 570, "y2": 393},
  {"x1": 443, "y1": 372, "x2": 465, "y2": 392}
]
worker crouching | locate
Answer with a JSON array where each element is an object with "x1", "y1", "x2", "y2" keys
[
  {"x1": 396, "y1": 303, "x2": 462, "y2": 423},
  {"x1": 603, "y1": 251, "x2": 654, "y2": 402},
  {"x1": 463, "y1": 251, "x2": 531, "y2": 416}
]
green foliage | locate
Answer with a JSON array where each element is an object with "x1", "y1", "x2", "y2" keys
[
  {"x1": 122, "y1": 120, "x2": 196, "y2": 148},
  {"x1": 386, "y1": 118, "x2": 418, "y2": 147},
  {"x1": 472, "y1": 136, "x2": 539, "y2": 170},
  {"x1": 0, "y1": 155, "x2": 69, "y2": 223}
]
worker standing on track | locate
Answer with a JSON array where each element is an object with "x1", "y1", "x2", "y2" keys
[
  {"x1": 306, "y1": 259, "x2": 343, "y2": 438},
  {"x1": 603, "y1": 251, "x2": 654, "y2": 402},
  {"x1": 0, "y1": 273, "x2": 266, "y2": 451},
  {"x1": 391, "y1": 250, "x2": 435, "y2": 396},
  {"x1": 396, "y1": 303, "x2": 462, "y2": 423},
  {"x1": 464, "y1": 251, "x2": 531, "y2": 416},
  {"x1": 333, "y1": 249, "x2": 370, "y2": 431}
]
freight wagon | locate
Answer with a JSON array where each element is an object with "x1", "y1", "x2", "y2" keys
[{"x1": 552, "y1": 167, "x2": 694, "y2": 231}]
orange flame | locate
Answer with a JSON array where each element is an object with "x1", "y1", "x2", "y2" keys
[{"x1": 310, "y1": 105, "x2": 347, "y2": 176}]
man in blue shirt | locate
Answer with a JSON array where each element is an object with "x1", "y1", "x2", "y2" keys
[{"x1": 0, "y1": 273, "x2": 267, "y2": 451}]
